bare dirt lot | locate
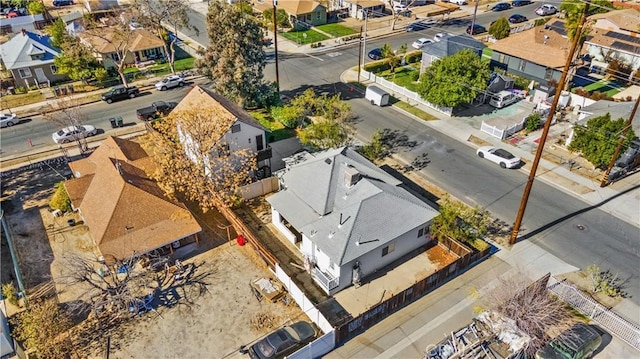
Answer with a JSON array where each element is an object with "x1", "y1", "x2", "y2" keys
[{"x1": 1, "y1": 160, "x2": 310, "y2": 359}]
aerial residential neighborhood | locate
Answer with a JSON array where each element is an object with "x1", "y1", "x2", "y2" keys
[{"x1": 0, "y1": 0, "x2": 639, "y2": 358}]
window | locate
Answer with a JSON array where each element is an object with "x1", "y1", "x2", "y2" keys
[
  {"x1": 382, "y1": 243, "x2": 395, "y2": 257},
  {"x1": 418, "y1": 228, "x2": 424, "y2": 238},
  {"x1": 316, "y1": 11, "x2": 321, "y2": 20},
  {"x1": 545, "y1": 68, "x2": 554, "y2": 81},
  {"x1": 518, "y1": 60, "x2": 525, "y2": 72},
  {"x1": 231, "y1": 124, "x2": 241, "y2": 133},
  {"x1": 50, "y1": 65, "x2": 58, "y2": 74},
  {"x1": 18, "y1": 68, "x2": 31, "y2": 78}
]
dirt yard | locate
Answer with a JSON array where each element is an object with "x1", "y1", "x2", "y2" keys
[{"x1": 1, "y1": 161, "x2": 310, "y2": 358}]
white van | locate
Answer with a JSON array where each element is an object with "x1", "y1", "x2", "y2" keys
[
  {"x1": 365, "y1": 85, "x2": 390, "y2": 106},
  {"x1": 489, "y1": 91, "x2": 520, "y2": 109}
]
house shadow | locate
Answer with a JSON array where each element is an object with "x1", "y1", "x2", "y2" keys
[{"x1": 280, "y1": 82, "x2": 364, "y2": 103}]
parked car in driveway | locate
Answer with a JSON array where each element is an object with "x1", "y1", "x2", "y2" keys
[
  {"x1": 155, "y1": 75, "x2": 185, "y2": 91},
  {"x1": 492, "y1": 2, "x2": 511, "y2": 11},
  {"x1": 368, "y1": 48, "x2": 383, "y2": 60},
  {"x1": 535, "y1": 4, "x2": 558, "y2": 15},
  {"x1": 248, "y1": 321, "x2": 316, "y2": 359},
  {"x1": 489, "y1": 90, "x2": 521, "y2": 108},
  {"x1": 511, "y1": 0, "x2": 532, "y2": 6},
  {"x1": 508, "y1": 14, "x2": 528, "y2": 23},
  {"x1": 0, "y1": 113, "x2": 18, "y2": 128},
  {"x1": 535, "y1": 324, "x2": 602, "y2": 359},
  {"x1": 477, "y1": 146, "x2": 521, "y2": 168},
  {"x1": 466, "y1": 24, "x2": 487, "y2": 35},
  {"x1": 52, "y1": 125, "x2": 97, "y2": 144},
  {"x1": 412, "y1": 37, "x2": 434, "y2": 49}
]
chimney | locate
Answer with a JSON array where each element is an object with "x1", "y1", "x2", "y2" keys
[
  {"x1": 21, "y1": 28, "x2": 26, "y2": 36},
  {"x1": 343, "y1": 165, "x2": 360, "y2": 188},
  {"x1": 115, "y1": 161, "x2": 123, "y2": 175}
]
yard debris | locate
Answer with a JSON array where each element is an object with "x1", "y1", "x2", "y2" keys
[{"x1": 250, "y1": 311, "x2": 280, "y2": 332}]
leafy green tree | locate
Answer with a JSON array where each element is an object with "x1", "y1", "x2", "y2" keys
[
  {"x1": 50, "y1": 181, "x2": 72, "y2": 212},
  {"x1": 358, "y1": 129, "x2": 387, "y2": 161},
  {"x1": 489, "y1": 17, "x2": 510, "y2": 40},
  {"x1": 381, "y1": 43, "x2": 400, "y2": 76},
  {"x1": 10, "y1": 299, "x2": 74, "y2": 359},
  {"x1": 197, "y1": 1, "x2": 268, "y2": 107},
  {"x1": 417, "y1": 49, "x2": 490, "y2": 108},
  {"x1": 524, "y1": 113, "x2": 541, "y2": 133},
  {"x1": 47, "y1": 18, "x2": 71, "y2": 49},
  {"x1": 133, "y1": 0, "x2": 197, "y2": 74},
  {"x1": 27, "y1": 0, "x2": 45, "y2": 14},
  {"x1": 262, "y1": 8, "x2": 290, "y2": 28},
  {"x1": 429, "y1": 194, "x2": 490, "y2": 251},
  {"x1": 298, "y1": 120, "x2": 354, "y2": 151},
  {"x1": 568, "y1": 113, "x2": 636, "y2": 168},
  {"x1": 54, "y1": 45, "x2": 102, "y2": 81},
  {"x1": 271, "y1": 105, "x2": 303, "y2": 128}
]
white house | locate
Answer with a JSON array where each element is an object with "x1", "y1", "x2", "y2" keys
[
  {"x1": 172, "y1": 85, "x2": 272, "y2": 177},
  {"x1": 267, "y1": 147, "x2": 439, "y2": 295}
]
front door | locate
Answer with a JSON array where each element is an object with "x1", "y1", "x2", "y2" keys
[
  {"x1": 34, "y1": 68, "x2": 48, "y2": 84},
  {"x1": 256, "y1": 135, "x2": 264, "y2": 151}
]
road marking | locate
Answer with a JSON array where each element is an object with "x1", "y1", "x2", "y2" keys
[
  {"x1": 327, "y1": 52, "x2": 342, "y2": 58},
  {"x1": 304, "y1": 53, "x2": 324, "y2": 61}
]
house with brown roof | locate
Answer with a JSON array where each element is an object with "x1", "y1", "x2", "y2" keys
[
  {"x1": 489, "y1": 20, "x2": 570, "y2": 84},
  {"x1": 65, "y1": 136, "x2": 202, "y2": 261},
  {"x1": 173, "y1": 85, "x2": 273, "y2": 177},
  {"x1": 585, "y1": 9, "x2": 640, "y2": 76},
  {"x1": 342, "y1": 0, "x2": 385, "y2": 20},
  {"x1": 254, "y1": 0, "x2": 326, "y2": 29},
  {"x1": 78, "y1": 28, "x2": 165, "y2": 69}
]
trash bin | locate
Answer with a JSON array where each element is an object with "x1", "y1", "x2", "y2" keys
[
  {"x1": 116, "y1": 117, "x2": 123, "y2": 127},
  {"x1": 61, "y1": 87, "x2": 68, "y2": 95},
  {"x1": 109, "y1": 118, "x2": 117, "y2": 128},
  {"x1": 7, "y1": 87, "x2": 14, "y2": 95},
  {"x1": 67, "y1": 218, "x2": 76, "y2": 227},
  {"x1": 67, "y1": 84, "x2": 74, "y2": 94},
  {"x1": 54, "y1": 87, "x2": 60, "y2": 97}
]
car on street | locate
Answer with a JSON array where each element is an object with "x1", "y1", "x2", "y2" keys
[
  {"x1": 52, "y1": 125, "x2": 97, "y2": 144},
  {"x1": 412, "y1": 37, "x2": 434, "y2": 49},
  {"x1": 508, "y1": 14, "x2": 528, "y2": 23},
  {"x1": 535, "y1": 4, "x2": 558, "y2": 15},
  {"x1": 492, "y1": 2, "x2": 511, "y2": 11},
  {"x1": 511, "y1": 0, "x2": 532, "y2": 6},
  {"x1": 433, "y1": 33, "x2": 445, "y2": 42},
  {"x1": 535, "y1": 324, "x2": 602, "y2": 359},
  {"x1": 248, "y1": 321, "x2": 316, "y2": 359},
  {"x1": 101, "y1": 85, "x2": 140, "y2": 104},
  {"x1": 53, "y1": 0, "x2": 73, "y2": 6},
  {"x1": 476, "y1": 146, "x2": 521, "y2": 169},
  {"x1": 406, "y1": 19, "x2": 436, "y2": 31},
  {"x1": 136, "y1": 101, "x2": 177, "y2": 121},
  {"x1": 155, "y1": 75, "x2": 185, "y2": 91},
  {"x1": 368, "y1": 48, "x2": 383, "y2": 60},
  {"x1": 0, "y1": 113, "x2": 18, "y2": 128},
  {"x1": 466, "y1": 24, "x2": 487, "y2": 35}
]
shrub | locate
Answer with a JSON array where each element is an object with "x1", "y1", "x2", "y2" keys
[
  {"x1": 270, "y1": 105, "x2": 303, "y2": 128},
  {"x1": 2, "y1": 283, "x2": 18, "y2": 306},
  {"x1": 405, "y1": 51, "x2": 422, "y2": 64},
  {"x1": 49, "y1": 181, "x2": 72, "y2": 213},
  {"x1": 524, "y1": 113, "x2": 541, "y2": 133},
  {"x1": 93, "y1": 68, "x2": 108, "y2": 82},
  {"x1": 489, "y1": 18, "x2": 511, "y2": 40},
  {"x1": 364, "y1": 62, "x2": 390, "y2": 73},
  {"x1": 411, "y1": 71, "x2": 420, "y2": 82}
]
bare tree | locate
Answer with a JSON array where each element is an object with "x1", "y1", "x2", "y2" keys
[
  {"x1": 82, "y1": 10, "x2": 138, "y2": 86},
  {"x1": 473, "y1": 272, "x2": 575, "y2": 355},
  {"x1": 44, "y1": 97, "x2": 92, "y2": 155},
  {"x1": 132, "y1": 0, "x2": 198, "y2": 74},
  {"x1": 384, "y1": 0, "x2": 418, "y2": 31},
  {"x1": 143, "y1": 105, "x2": 257, "y2": 214}
]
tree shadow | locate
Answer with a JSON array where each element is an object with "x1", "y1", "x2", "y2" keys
[{"x1": 280, "y1": 82, "x2": 364, "y2": 103}]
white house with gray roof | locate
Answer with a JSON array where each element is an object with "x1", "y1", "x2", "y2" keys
[{"x1": 267, "y1": 147, "x2": 439, "y2": 295}]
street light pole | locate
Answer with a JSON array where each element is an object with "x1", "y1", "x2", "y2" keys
[
  {"x1": 272, "y1": 0, "x2": 280, "y2": 95},
  {"x1": 361, "y1": 11, "x2": 368, "y2": 71}
]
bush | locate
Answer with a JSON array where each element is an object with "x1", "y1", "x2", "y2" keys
[
  {"x1": 489, "y1": 18, "x2": 511, "y2": 40},
  {"x1": 411, "y1": 71, "x2": 420, "y2": 82},
  {"x1": 364, "y1": 62, "x2": 390, "y2": 73},
  {"x1": 50, "y1": 181, "x2": 72, "y2": 213},
  {"x1": 270, "y1": 105, "x2": 303, "y2": 128},
  {"x1": 405, "y1": 51, "x2": 422, "y2": 64},
  {"x1": 2, "y1": 283, "x2": 18, "y2": 306},
  {"x1": 93, "y1": 68, "x2": 108, "y2": 82},
  {"x1": 524, "y1": 113, "x2": 541, "y2": 133}
]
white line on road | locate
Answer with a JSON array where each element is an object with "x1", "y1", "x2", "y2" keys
[{"x1": 304, "y1": 53, "x2": 324, "y2": 61}]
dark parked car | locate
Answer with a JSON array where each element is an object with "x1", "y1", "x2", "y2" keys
[
  {"x1": 53, "y1": 0, "x2": 73, "y2": 6},
  {"x1": 508, "y1": 14, "x2": 528, "y2": 23},
  {"x1": 492, "y1": 2, "x2": 511, "y2": 11},
  {"x1": 136, "y1": 101, "x2": 177, "y2": 121},
  {"x1": 511, "y1": 0, "x2": 532, "y2": 6},
  {"x1": 368, "y1": 48, "x2": 383, "y2": 60},
  {"x1": 406, "y1": 19, "x2": 436, "y2": 32},
  {"x1": 248, "y1": 321, "x2": 316, "y2": 359},
  {"x1": 535, "y1": 324, "x2": 602, "y2": 359},
  {"x1": 466, "y1": 24, "x2": 487, "y2": 35},
  {"x1": 101, "y1": 85, "x2": 139, "y2": 104}
]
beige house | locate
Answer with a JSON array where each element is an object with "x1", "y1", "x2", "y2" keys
[
  {"x1": 255, "y1": 0, "x2": 327, "y2": 29},
  {"x1": 65, "y1": 136, "x2": 202, "y2": 261},
  {"x1": 79, "y1": 28, "x2": 166, "y2": 69}
]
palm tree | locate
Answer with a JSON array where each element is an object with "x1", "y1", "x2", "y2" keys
[{"x1": 381, "y1": 43, "x2": 400, "y2": 77}]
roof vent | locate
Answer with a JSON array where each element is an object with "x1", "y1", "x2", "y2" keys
[
  {"x1": 310, "y1": 229, "x2": 317, "y2": 237},
  {"x1": 325, "y1": 158, "x2": 332, "y2": 165},
  {"x1": 328, "y1": 231, "x2": 335, "y2": 239},
  {"x1": 344, "y1": 166, "x2": 360, "y2": 188},
  {"x1": 115, "y1": 161, "x2": 123, "y2": 175}
]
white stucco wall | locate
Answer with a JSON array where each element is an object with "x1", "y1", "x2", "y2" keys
[
  {"x1": 222, "y1": 121, "x2": 265, "y2": 153},
  {"x1": 271, "y1": 208, "x2": 297, "y2": 244}
]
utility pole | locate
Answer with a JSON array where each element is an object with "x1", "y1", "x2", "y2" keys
[
  {"x1": 470, "y1": 0, "x2": 480, "y2": 35},
  {"x1": 509, "y1": 0, "x2": 591, "y2": 245},
  {"x1": 272, "y1": 0, "x2": 280, "y2": 95},
  {"x1": 357, "y1": 26, "x2": 363, "y2": 83},
  {"x1": 600, "y1": 95, "x2": 639, "y2": 187},
  {"x1": 361, "y1": 11, "x2": 368, "y2": 72}
]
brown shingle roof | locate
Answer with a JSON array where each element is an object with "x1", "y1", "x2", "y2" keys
[
  {"x1": 80, "y1": 28, "x2": 164, "y2": 54},
  {"x1": 489, "y1": 22, "x2": 571, "y2": 69},
  {"x1": 65, "y1": 136, "x2": 201, "y2": 260},
  {"x1": 590, "y1": 9, "x2": 640, "y2": 33}
]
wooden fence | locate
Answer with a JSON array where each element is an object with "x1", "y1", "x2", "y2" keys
[{"x1": 334, "y1": 237, "x2": 491, "y2": 344}]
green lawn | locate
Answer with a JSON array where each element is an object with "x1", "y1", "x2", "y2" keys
[
  {"x1": 148, "y1": 57, "x2": 196, "y2": 75},
  {"x1": 482, "y1": 47, "x2": 493, "y2": 63},
  {"x1": 281, "y1": 29, "x2": 329, "y2": 44},
  {"x1": 314, "y1": 23, "x2": 357, "y2": 37},
  {"x1": 378, "y1": 67, "x2": 420, "y2": 92},
  {"x1": 0, "y1": 91, "x2": 44, "y2": 110},
  {"x1": 249, "y1": 109, "x2": 297, "y2": 142},
  {"x1": 582, "y1": 79, "x2": 622, "y2": 97}
]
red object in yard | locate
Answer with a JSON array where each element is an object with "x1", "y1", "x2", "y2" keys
[
  {"x1": 237, "y1": 234, "x2": 247, "y2": 246},
  {"x1": 534, "y1": 137, "x2": 541, "y2": 144}
]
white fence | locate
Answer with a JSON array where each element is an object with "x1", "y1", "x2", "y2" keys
[
  {"x1": 480, "y1": 117, "x2": 526, "y2": 139},
  {"x1": 548, "y1": 279, "x2": 640, "y2": 351},
  {"x1": 360, "y1": 70, "x2": 453, "y2": 116},
  {"x1": 240, "y1": 177, "x2": 278, "y2": 200},
  {"x1": 275, "y1": 264, "x2": 336, "y2": 358}
]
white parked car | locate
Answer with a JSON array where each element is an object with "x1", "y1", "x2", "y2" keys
[
  {"x1": 433, "y1": 33, "x2": 445, "y2": 42},
  {"x1": 52, "y1": 125, "x2": 97, "y2": 144},
  {"x1": 412, "y1": 37, "x2": 434, "y2": 49},
  {"x1": 155, "y1": 75, "x2": 185, "y2": 91},
  {"x1": 477, "y1": 146, "x2": 521, "y2": 168},
  {"x1": 535, "y1": 4, "x2": 557, "y2": 15},
  {"x1": 489, "y1": 91, "x2": 521, "y2": 108},
  {"x1": 449, "y1": 0, "x2": 467, "y2": 5},
  {"x1": 393, "y1": 3, "x2": 409, "y2": 12},
  {"x1": 0, "y1": 113, "x2": 18, "y2": 128}
]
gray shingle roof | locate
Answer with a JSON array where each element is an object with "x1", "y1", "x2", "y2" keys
[
  {"x1": 423, "y1": 33, "x2": 485, "y2": 59},
  {"x1": 267, "y1": 147, "x2": 438, "y2": 266},
  {"x1": 0, "y1": 30, "x2": 59, "y2": 70}
]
